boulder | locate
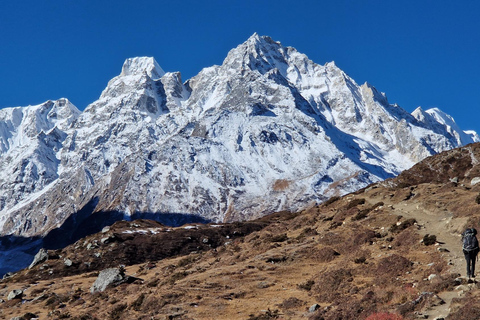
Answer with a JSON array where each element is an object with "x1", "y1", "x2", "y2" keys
[
  {"x1": 64, "y1": 258, "x2": 73, "y2": 267},
  {"x1": 428, "y1": 274, "x2": 437, "y2": 281},
  {"x1": 90, "y1": 267, "x2": 126, "y2": 293},
  {"x1": 28, "y1": 248, "x2": 48, "y2": 269},
  {"x1": 309, "y1": 304, "x2": 320, "y2": 312},
  {"x1": 7, "y1": 289, "x2": 23, "y2": 300}
]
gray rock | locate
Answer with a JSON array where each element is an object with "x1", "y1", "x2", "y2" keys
[
  {"x1": 64, "y1": 258, "x2": 73, "y2": 267},
  {"x1": 90, "y1": 267, "x2": 126, "y2": 293},
  {"x1": 32, "y1": 293, "x2": 48, "y2": 302},
  {"x1": 455, "y1": 284, "x2": 471, "y2": 293},
  {"x1": 7, "y1": 289, "x2": 23, "y2": 300},
  {"x1": 471, "y1": 177, "x2": 480, "y2": 186},
  {"x1": 309, "y1": 304, "x2": 320, "y2": 312},
  {"x1": 100, "y1": 237, "x2": 111, "y2": 244},
  {"x1": 28, "y1": 248, "x2": 48, "y2": 269}
]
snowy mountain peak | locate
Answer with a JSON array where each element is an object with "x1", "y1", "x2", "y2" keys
[
  {"x1": 120, "y1": 57, "x2": 165, "y2": 79},
  {"x1": 1, "y1": 34, "x2": 479, "y2": 276},
  {"x1": 222, "y1": 33, "x2": 290, "y2": 74},
  {"x1": 247, "y1": 32, "x2": 261, "y2": 43},
  {"x1": 412, "y1": 106, "x2": 480, "y2": 145}
]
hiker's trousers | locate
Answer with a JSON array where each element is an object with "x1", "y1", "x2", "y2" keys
[{"x1": 464, "y1": 248, "x2": 479, "y2": 277}]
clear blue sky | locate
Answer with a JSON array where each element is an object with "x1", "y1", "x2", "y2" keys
[{"x1": 1, "y1": 1, "x2": 479, "y2": 132}]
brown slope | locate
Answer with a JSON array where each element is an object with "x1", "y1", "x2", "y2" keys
[{"x1": 3, "y1": 143, "x2": 480, "y2": 319}]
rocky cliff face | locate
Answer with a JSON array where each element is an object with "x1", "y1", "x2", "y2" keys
[{"x1": 0, "y1": 34, "x2": 477, "y2": 255}]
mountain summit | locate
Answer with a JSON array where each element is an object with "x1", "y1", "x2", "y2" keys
[
  {"x1": 120, "y1": 57, "x2": 165, "y2": 79},
  {"x1": 0, "y1": 34, "x2": 477, "y2": 274}
]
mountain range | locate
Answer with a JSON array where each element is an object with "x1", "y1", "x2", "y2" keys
[{"x1": 0, "y1": 33, "x2": 477, "y2": 275}]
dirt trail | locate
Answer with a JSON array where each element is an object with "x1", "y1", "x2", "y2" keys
[{"x1": 387, "y1": 199, "x2": 471, "y2": 319}]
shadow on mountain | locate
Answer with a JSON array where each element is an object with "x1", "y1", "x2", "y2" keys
[
  {"x1": 0, "y1": 197, "x2": 213, "y2": 277},
  {"x1": 43, "y1": 198, "x2": 211, "y2": 250},
  {"x1": 0, "y1": 234, "x2": 43, "y2": 278}
]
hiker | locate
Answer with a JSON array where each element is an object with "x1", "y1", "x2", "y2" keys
[{"x1": 462, "y1": 228, "x2": 479, "y2": 280}]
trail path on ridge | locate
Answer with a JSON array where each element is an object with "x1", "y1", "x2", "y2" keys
[{"x1": 379, "y1": 194, "x2": 471, "y2": 319}]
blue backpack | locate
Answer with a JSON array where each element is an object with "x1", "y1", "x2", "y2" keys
[{"x1": 463, "y1": 228, "x2": 479, "y2": 252}]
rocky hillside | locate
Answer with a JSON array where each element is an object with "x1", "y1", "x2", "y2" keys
[{"x1": 2, "y1": 143, "x2": 480, "y2": 319}]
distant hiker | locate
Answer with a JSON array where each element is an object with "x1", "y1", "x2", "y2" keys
[{"x1": 462, "y1": 227, "x2": 479, "y2": 280}]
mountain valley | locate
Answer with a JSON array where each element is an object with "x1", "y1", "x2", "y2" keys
[{"x1": 2, "y1": 143, "x2": 480, "y2": 319}]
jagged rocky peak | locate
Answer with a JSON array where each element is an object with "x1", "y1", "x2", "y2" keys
[
  {"x1": 43, "y1": 98, "x2": 81, "y2": 130},
  {"x1": 120, "y1": 56, "x2": 165, "y2": 79},
  {"x1": 360, "y1": 82, "x2": 389, "y2": 105},
  {"x1": 412, "y1": 106, "x2": 480, "y2": 145},
  {"x1": 411, "y1": 106, "x2": 436, "y2": 124},
  {"x1": 223, "y1": 33, "x2": 291, "y2": 74},
  {"x1": 0, "y1": 99, "x2": 80, "y2": 143}
]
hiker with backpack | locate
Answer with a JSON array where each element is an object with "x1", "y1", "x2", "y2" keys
[{"x1": 462, "y1": 228, "x2": 479, "y2": 281}]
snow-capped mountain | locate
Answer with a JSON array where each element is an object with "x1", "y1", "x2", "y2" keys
[{"x1": 0, "y1": 34, "x2": 477, "y2": 274}]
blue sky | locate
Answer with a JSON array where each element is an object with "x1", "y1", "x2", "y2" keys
[{"x1": 1, "y1": 1, "x2": 480, "y2": 133}]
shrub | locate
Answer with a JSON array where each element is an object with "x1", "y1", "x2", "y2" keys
[
  {"x1": 365, "y1": 312, "x2": 403, "y2": 320},
  {"x1": 422, "y1": 234, "x2": 437, "y2": 246},
  {"x1": 376, "y1": 254, "x2": 412, "y2": 280},
  {"x1": 372, "y1": 201, "x2": 384, "y2": 209},
  {"x1": 278, "y1": 297, "x2": 305, "y2": 309},
  {"x1": 146, "y1": 278, "x2": 159, "y2": 287},
  {"x1": 169, "y1": 271, "x2": 188, "y2": 284},
  {"x1": 354, "y1": 256, "x2": 366, "y2": 264},
  {"x1": 346, "y1": 198, "x2": 366, "y2": 209},
  {"x1": 177, "y1": 255, "x2": 197, "y2": 267},
  {"x1": 270, "y1": 233, "x2": 288, "y2": 243},
  {"x1": 315, "y1": 247, "x2": 340, "y2": 263},
  {"x1": 476, "y1": 192, "x2": 480, "y2": 204},
  {"x1": 21, "y1": 313, "x2": 39, "y2": 320},
  {"x1": 323, "y1": 196, "x2": 341, "y2": 206},
  {"x1": 392, "y1": 229, "x2": 419, "y2": 248},
  {"x1": 130, "y1": 293, "x2": 145, "y2": 311},
  {"x1": 389, "y1": 219, "x2": 416, "y2": 233},
  {"x1": 353, "y1": 229, "x2": 378, "y2": 245},
  {"x1": 296, "y1": 227, "x2": 318, "y2": 241},
  {"x1": 248, "y1": 309, "x2": 280, "y2": 319},
  {"x1": 312, "y1": 269, "x2": 353, "y2": 302},
  {"x1": 71, "y1": 314, "x2": 97, "y2": 320},
  {"x1": 352, "y1": 209, "x2": 370, "y2": 221},
  {"x1": 109, "y1": 303, "x2": 127, "y2": 320},
  {"x1": 448, "y1": 296, "x2": 480, "y2": 320},
  {"x1": 352, "y1": 202, "x2": 383, "y2": 221},
  {"x1": 418, "y1": 272, "x2": 458, "y2": 293},
  {"x1": 297, "y1": 280, "x2": 315, "y2": 291}
]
